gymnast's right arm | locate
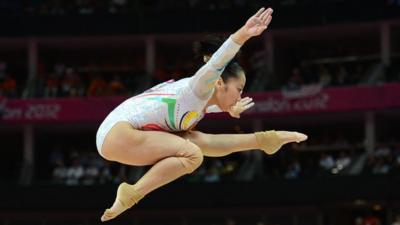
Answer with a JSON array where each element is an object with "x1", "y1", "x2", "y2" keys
[
  {"x1": 188, "y1": 7, "x2": 274, "y2": 99},
  {"x1": 188, "y1": 36, "x2": 242, "y2": 99}
]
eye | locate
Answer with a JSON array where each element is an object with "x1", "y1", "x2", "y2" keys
[{"x1": 238, "y1": 88, "x2": 243, "y2": 93}]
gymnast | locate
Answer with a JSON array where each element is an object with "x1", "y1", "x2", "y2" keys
[{"x1": 95, "y1": 7, "x2": 307, "y2": 221}]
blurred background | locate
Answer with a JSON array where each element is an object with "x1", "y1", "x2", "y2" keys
[{"x1": 0, "y1": 0, "x2": 400, "y2": 225}]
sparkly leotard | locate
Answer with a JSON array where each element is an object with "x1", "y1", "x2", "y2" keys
[{"x1": 96, "y1": 37, "x2": 241, "y2": 156}]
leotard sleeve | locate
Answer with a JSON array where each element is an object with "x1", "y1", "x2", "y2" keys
[{"x1": 188, "y1": 37, "x2": 242, "y2": 100}]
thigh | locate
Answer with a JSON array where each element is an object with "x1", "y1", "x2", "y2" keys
[
  {"x1": 176, "y1": 131, "x2": 215, "y2": 155},
  {"x1": 102, "y1": 122, "x2": 195, "y2": 166}
]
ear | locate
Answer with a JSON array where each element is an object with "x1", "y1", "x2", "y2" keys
[{"x1": 215, "y1": 78, "x2": 224, "y2": 89}]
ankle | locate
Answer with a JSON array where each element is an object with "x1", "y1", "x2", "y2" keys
[{"x1": 254, "y1": 130, "x2": 281, "y2": 154}]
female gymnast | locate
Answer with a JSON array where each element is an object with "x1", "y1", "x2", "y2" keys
[{"x1": 96, "y1": 7, "x2": 307, "y2": 222}]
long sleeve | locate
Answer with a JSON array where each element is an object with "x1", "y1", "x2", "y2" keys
[
  {"x1": 205, "y1": 104, "x2": 223, "y2": 113},
  {"x1": 188, "y1": 37, "x2": 242, "y2": 99}
]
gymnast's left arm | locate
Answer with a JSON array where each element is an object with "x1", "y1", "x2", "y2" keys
[{"x1": 206, "y1": 97, "x2": 255, "y2": 119}]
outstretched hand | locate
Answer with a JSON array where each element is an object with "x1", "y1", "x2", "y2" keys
[
  {"x1": 228, "y1": 97, "x2": 255, "y2": 118},
  {"x1": 243, "y1": 7, "x2": 273, "y2": 38},
  {"x1": 231, "y1": 7, "x2": 273, "y2": 45}
]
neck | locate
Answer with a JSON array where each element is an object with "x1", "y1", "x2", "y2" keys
[{"x1": 205, "y1": 91, "x2": 218, "y2": 109}]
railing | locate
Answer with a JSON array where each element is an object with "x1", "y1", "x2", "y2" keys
[{"x1": 2, "y1": 83, "x2": 400, "y2": 124}]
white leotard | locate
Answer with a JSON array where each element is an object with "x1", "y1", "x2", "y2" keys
[{"x1": 96, "y1": 37, "x2": 241, "y2": 156}]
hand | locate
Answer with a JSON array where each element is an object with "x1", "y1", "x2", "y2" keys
[
  {"x1": 228, "y1": 97, "x2": 255, "y2": 118},
  {"x1": 243, "y1": 7, "x2": 273, "y2": 38}
]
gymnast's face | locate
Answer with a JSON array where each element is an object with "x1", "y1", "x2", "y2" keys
[{"x1": 215, "y1": 73, "x2": 246, "y2": 111}]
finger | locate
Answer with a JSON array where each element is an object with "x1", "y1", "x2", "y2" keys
[
  {"x1": 260, "y1": 12, "x2": 268, "y2": 23},
  {"x1": 241, "y1": 97, "x2": 253, "y2": 104},
  {"x1": 261, "y1": 8, "x2": 272, "y2": 23},
  {"x1": 244, "y1": 102, "x2": 255, "y2": 110},
  {"x1": 260, "y1": 8, "x2": 273, "y2": 22},
  {"x1": 254, "y1": 7, "x2": 265, "y2": 18},
  {"x1": 241, "y1": 97, "x2": 251, "y2": 102},
  {"x1": 243, "y1": 101, "x2": 254, "y2": 108},
  {"x1": 265, "y1": 15, "x2": 272, "y2": 26},
  {"x1": 237, "y1": 98, "x2": 248, "y2": 105}
]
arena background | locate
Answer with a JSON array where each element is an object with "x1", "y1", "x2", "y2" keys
[{"x1": 0, "y1": 0, "x2": 400, "y2": 225}]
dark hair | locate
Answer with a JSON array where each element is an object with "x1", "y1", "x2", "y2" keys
[{"x1": 193, "y1": 35, "x2": 245, "y2": 82}]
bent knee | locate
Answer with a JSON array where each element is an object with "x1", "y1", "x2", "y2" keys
[{"x1": 177, "y1": 140, "x2": 204, "y2": 174}]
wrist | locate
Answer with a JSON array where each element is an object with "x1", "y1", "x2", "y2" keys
[{"x1": 231, "y1": 27, "x2": 251, "y2": 45}]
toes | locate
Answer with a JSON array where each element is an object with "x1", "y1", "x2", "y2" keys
[
  {"x1": 101, "y1": 209, "x2": 114, "y2": 222},
  {"x1": 101, "y1": 214, "x2": 113, "y2": 222},
  {"x1": 101, "y1": 215, "x2": 108, "y2": 222},
  {"x1": 295, "y1": 132, "x2": 308, "y2": 142}
]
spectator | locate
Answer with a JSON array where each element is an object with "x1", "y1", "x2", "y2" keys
[
  {"x1": 204, "y1": 159, "x2": 222, "y2": 182},
  {"x1": 98, "y1": 162, "x2": 113, "y2": 184},
  {"x1": 318, "y1": 65, "x2": 332, "y2": 87},
  {"x1": 2, "y1": 74, "x2": 17, "y2": 98},
  {"x1": 363, "y1": 155, "x2": 376, "y2": 175},
  {"x1": 333, "y1": 64, "x2": 349, "y2": 86},
  {"x1": 59, "y1": 69, "x2": 85, "y2": 97},
  {"x1": 82, "y1": 159, "x2": 100, "y2": 186},
  {"x1": 285, "y1": 67, "x2": 304, "y2": 91},
  {"x1": 44, "y1": 73, "x2": 60, "y2": 98},
  {"x1": 87, "y1": 75, "x2": 108, "y2": 97},
  {"x1": 109, "y1": 0, "x2": 127, "y2": 14},
  {"x1": 108, "y1": 75, "x2": 126, "y2": 96},
  {"x1": 354, "y1": 216, "x2": 363, "y2": 225},
  {"x1": 204, "y1": 167, "x2": 220, "y2": 183},
  {"x1": 393, "y1": 147, "x2": 400, "y2": 175},
  {"x1": 372, "y1": 158, "x2": 390, "y2": 175},
  {"x1": 65, "y1": 158, "x2": 85, "y2": 186},
  {"x1": 52, "y1": 159, "x2": 68, "y2": 185},
  {"x1": 392, "y1": 214, "x2": 400, "y2": 225},
  {"x1": 319, "y1": 153, "x2": 335, "y2": 174},
  {"x1": 374, "y1": 144, "x2": 391, "y2": 157},
  {"x1": 77, "y1": 0, "x2": 94, "y2": 15},
  {"x1": 349, "y1": 64, "x2": 364, "y2": 84},
  {"x1": 284, "y1": 160, "x2": 301, "y2": 179},
  {"x1": 0, "y1": 94, "x2": 6, "y2": 112},
  {"x1": 49, "y1": 148, "x2": 64, "y2": 168},
  {"x1": 363, "y1": 215, "x2": 382, "y2": 225},
  {"x1": 335, "y1": 151, "x2": 351, "y2": 171},
  {"x1": 0, "y1": 61, "x2": 6, "y2": 81}
]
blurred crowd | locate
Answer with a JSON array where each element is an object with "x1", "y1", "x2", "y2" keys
[
  {"x1": 45, "y1": 133, "x2": 400, "y2": 186},
  {"x1": 283, "y1": 61, "x2": 400, "y2": 92},
  {"x1": 1, "y1": 57, "x2": 399, "y2": 99}
]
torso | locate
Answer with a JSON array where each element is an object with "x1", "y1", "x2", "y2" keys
[{"x1": 115, "y1": 78, "x2": 209, "y2": 132}]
